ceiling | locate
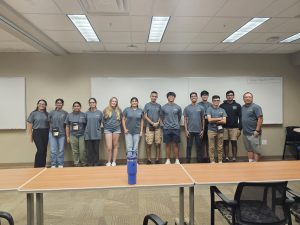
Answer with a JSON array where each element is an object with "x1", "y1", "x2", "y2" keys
[{"x1": 0, "y1": 0, "x2": 300, "y2": 55}]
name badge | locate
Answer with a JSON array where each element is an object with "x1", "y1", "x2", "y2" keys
[
  {"x1": 204, "y1": 115, "x2": 207, "y2": 119},
  {"x1": 72, "y1": 122, "x2": 79, "y2": 131},
  {"x1": 52, "y1": 128, "x2": 59, "y2": 137},
  {"x1": 217, "y1": 125, "x2": 223, "y2": 131}
]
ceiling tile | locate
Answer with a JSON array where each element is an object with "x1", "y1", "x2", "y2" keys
[
  {"x1": 277, "y1": 1, "x2": 300, "y2": 17},
  {"x1": 44, "y1": 30, "x2": 84, "y2": 42},
  {"x1": 131, "y1": 32, "x2": 148, "y2": 43},
  {"x1": 130, "y1": 0, "x2": 153, "y2": 16},
  {"x1": 58, "y1": 41, "x2": 91, "y2": 52},
  {"x1": 87, "y1": 43, "x2": 105, "y2": 51},
  {"x1": 167, "y1": 17, "x2": 211, "y2": 32},
  {"x1": 174, "y1": 0, "x2": 227, "y2": 16},
  {"x1": 104, "y1": 43, "x2": 146, "y2": 51},
  {"x1": 152, "y1": 0, "x2": 180, "y2": 16},
  {"x1": 256, "y1": 0, "x2": 299, "y2": 17},
  {"x1": 201, "y1": 17, "x2": 250, "y2": 33},
  {"x1": 163, "y1": 32, "x2": 198, "y2": 43},
  {"x1": 146, "y1": 43, "x2": 160, "y2": 51},
  {"x1": 253, "y1": 18, "x2": 290, "y2": 33},
  {"x1": 191, "y1": 33, "x2": 229, "y2": 43},
  {"x1": 4, "y1": 0, "x2": 61, "y2": 14},
  {"x1": 53, "y1": 0, "x2": 84, "y2": 14},
  {"x1": 216, "y1": 0, "x2": 274, "y2": 17},
  {"x1": 89, "y1": 15, "x2": 131, "y2": 32},
  {"x1": 185, "y1": 43, "x2": 217, "y2": 51},
  {"x1": 272, "y1": 18, "x2": 300, "y2": 32},
  {"x1": 100, "y1": 32, "x2": 131, "y2": 43},
  {"x1": 131, "y1": 16, "x2": 150, "y2": 32},
  {"x1": 269, "y1": 43, "x2": 300, "y2": 53},
  {"x1": 159, "y1": 44, "x2": 187, "y2": 51}
]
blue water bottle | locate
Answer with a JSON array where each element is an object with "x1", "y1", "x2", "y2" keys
[{"x1": 127, "y1": 150, "x2": 137, "y2": 185}]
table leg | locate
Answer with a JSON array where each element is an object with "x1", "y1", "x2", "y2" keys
[
  {"x1": 27, "y1": 193, "x2": 34, "y2": 225},
  {"x1": 189, "y1": 186, "x2": 194, "y2": 225},
  {"x1": 179, "y1": 187, "x2": 184, "y2": 225},
  {"x1": 36, "y1": 193, "x2": 44, "y2": 225}
]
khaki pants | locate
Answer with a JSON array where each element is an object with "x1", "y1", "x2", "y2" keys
[
  {"x1": 208, "y1": 130, "x2": 224, "y2": 163},
  {"x1": 70, "y1": 135, "x2": 87, "y2": 166}
]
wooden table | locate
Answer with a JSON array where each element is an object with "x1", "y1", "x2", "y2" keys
[
  {"x1": 19, "y1": 165, "x2": 194, "y2": 225},
  {"x1": 182, "y1": 160, "x2": 300, "y2": 224}
]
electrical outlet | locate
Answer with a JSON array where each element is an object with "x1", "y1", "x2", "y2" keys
[{"x1": 262, "y1": 139, "x2": 267, "y2": 145}]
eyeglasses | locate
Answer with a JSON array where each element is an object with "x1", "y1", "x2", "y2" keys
[
  {"x1": 212, "y1": 99, "x2": 220, "y2": 101},
  {"x1": 89, "y1": 101, "x2": 96, "y2": 104}
]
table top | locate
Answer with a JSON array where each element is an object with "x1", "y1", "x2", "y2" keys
[
  {"x1": 19, "y1": 164, "x2": 194, "y2": 192},
  {"x1": 182, "y1": 160, "x2": 300, "y2": 185},
  {"x1": 0, "y1": 168, "x2": 45, "y2": 191}
]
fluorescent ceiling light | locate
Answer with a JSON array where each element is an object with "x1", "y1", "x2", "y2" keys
[
  {"x1": 223, "y1": 18, "x2": 269, "y2": 43},
  {"x1": 148, "y1": 16, "x2": 170, "y2": 43},
  {"x1": 67, "y1": 15, "x2": 99, "y2": 42},
  {"x1": 280, "y1": 33, "x2": 300, "y2": 43}
]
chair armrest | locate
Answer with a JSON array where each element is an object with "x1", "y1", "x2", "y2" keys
[
  {"x1": 143, "y1": 214, "x2": 168, "y2": 225},
  {"x1": 0, "y1": 211, "x2": 14, "y2": 225},
  {"x1": 211, "y1": 186, "x2": 237, "y2": 206},
  {"x1": 287, "y1": 188, "x2": 300, "y2": 199}
]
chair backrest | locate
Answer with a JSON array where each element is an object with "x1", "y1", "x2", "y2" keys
[
  {"x1": 285, "y1": 126, "x2": 300, "y2": 142},
  {"x1": 234, "y1": 181, "x2": 289, "y2": 225}
]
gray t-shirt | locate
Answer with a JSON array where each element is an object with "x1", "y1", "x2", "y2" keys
[
  {"x1": 27, "y1": 111, "x2": 49, "y2": 129},
  {"x1": 84, "y1": 110, "x2": 103, "y2": 140},
  {"x1": 207, "y1": 106, "x2": 227, "y2": 132},
  {"x1": 242, "y1": 103, "x2": 263, "y2": 136},
  {"x1": 103, "y1": 110, "x2": 122, "y2": 131},
  {"x1": 123, "y1": 107, "x2": 143, "y2": 134},
  {"x1": 198, "y1": 101, "x2": 213, "y2": 114},
  {"x1": 48, "y1": 109, "x2": 68, "y2": 136},
  {"x1": 143, "y1": 102, "x2": 161, "y2": 127},
  {"x1": 161, "y1": 103, "x2": 182, "y2": 129},
  {"x1": 64, "y1": 112, "x2": 86, "y2": 136},
  {"x1": 184, "y1": 104, "x2": 204, "y2": 133}
]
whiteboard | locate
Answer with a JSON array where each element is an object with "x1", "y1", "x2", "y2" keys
[
  {"x1": 0, "y1": 77, "x2": 26, "y2": 129},
  {"x1": 91, "y1": 76, "x2": 282, "y2": 124}
]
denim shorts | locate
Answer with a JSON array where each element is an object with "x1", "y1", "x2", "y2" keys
[
  {"x1": 104, "y1": 127, "x2": 121, "y2": 134},
  {"x1": 163, "y1": 129, "x2": 181, "y2": 144}
]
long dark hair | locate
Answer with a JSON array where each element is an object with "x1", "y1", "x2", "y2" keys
[
  {"x1": 130, "y1": 97, "x2": 139, "y2": 108},
  {"x1": 88, "y1": 97, "x2": 97, "y2": 111},
  {"x1": 35, "y1": 99, "x2": 47, "y2": 112}
]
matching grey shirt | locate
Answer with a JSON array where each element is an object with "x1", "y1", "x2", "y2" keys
[
  {"x1": 123, "y1": 107, "x2": 143, "y2": 134},
  {"x1": 103, "y1": 110, "x2": 122, "y2": 131},
  {"x1": 161, "y1": 103, "x2": 182, "y2": 129},
  {"x1": 85, "y1": 110, "x2": 103, "y2": 140},
  {"x1": 242, "y1": 103, "x2": 263, "y2": 136},
  {"x1": 143, "y1": 102, "x2": 161, "y2": 127},
  {"x1": 183, "y1": 104, "x2": 204, "y2": 133},
  {"x1": 27, "y1": 111, "x2": 49, "y2": 129},
  {"x1": 207, "y1": 106, "x2": 227, "y2": 132},
  {"x1": 48, "y1": 109, "x2": 68, "y2": 136},
  {"x1": 64, "y1": 112, "x2": 86, "y2": 136}
]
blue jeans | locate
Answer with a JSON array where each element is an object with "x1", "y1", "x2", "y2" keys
[
  {"x1": 125, "y1": 133, "x2": 140, "y2": 155},
  {"x1": 49, "y1": 133, "x2": 65, "y2": 166}
]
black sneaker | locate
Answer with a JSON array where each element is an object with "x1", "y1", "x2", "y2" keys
[
  {"x1": 155, "y1": 159, "x2": 160, "y2": 164},
  {"x1": 147, "y1": 159, "x2": 152, "y2": 164}
]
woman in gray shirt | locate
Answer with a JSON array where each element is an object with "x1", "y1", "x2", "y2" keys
[{"x1": 27, "y1": 99, "x2": 49, "y2": 168}]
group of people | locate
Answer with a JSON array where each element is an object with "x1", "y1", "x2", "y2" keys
[{"x1": 27, "y1": 90, "x2": 263, "y2": 168}]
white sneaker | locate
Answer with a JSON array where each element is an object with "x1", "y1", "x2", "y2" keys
[
  {"x1": 175, "y1": 159, "x2": 180, "y2": 164},
  {"x1": 58, "y1": 165, "x2": 63, "y2": 168},
  {"x1": 106, "y1": 162, "x2": 111, "y2": 166},
  {"x1": 51, "y1": 166, "x2": 56, "y2": 168},
  {"x1": 111, "y1": 161, "x2": 116, "y2": 166},
  {"x1": 165, "y1": 159, "x2": 171, "y2": 164},
  {"x1": 218, "y1": 161, "x2": 223, "y2": 164}
]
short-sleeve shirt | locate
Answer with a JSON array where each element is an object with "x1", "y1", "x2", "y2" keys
[
  {"x1": 242, "y1": 103, "x2": 263, "y2": 136},
  {"x1": 198, "y1": 101, "x2": 213, "y2": 118},
  {"x1": 103, "y1": 110, "x2": 122, "y2": 131},
  {"x1": 123, "y1": 107, "x2": 143, "y2": 134},
  {"x1": 64, "y1": 112, "x2": 86, "y2": 136},
  {"x1": 48, "y1": 110, "x2": 68, "y2": 136},
  {"x1": 184, "y1": 104, "x2": 204, "y2": 133},
  {"x1": 161, "y1": 103, "x2": 182, "y2": 129},
  {"x1": 84, "y1": 110, "x2": 103, "y2": 140},
  {"x1": 143, "y1": 102, "x2": 161, "y2": 127},
  {"x1": 27, "y1": 111, "x2": 49, "y2": 129},
  {"x1": 207, "y1": 106, "x2": 227, "y2": 132}
]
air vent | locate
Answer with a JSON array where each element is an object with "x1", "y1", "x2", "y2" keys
[{"x1": 80, "y1": 0, "x2": 129, "y2": 15}]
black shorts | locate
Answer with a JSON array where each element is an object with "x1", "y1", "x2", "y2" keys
[{"x1": 163, "y1": 129, "x2": 181, "y2": 144}]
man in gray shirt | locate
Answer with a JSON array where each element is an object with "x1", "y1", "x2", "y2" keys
[
  {"x1": 161, "y1": 92, "x2": 182, "y2": 164},
  {"x1": 184, "y1": 92, "x2": 205, "y2": 163},
  {"x1": 207, "y1": 95, "x2": 227, "y2": 163},
  {"x1": 144, "y1": 91, "x2": 162, "y2": 164},
  {"x1": 242, "y1": 92, "x2": 263, "y2": 162}
]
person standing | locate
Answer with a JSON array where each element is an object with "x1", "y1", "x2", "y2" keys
[
  {"x1": 161, "y1": 92, "x2": 182, "y2": 164},
  {"x1": 220, "y1": 90, "x2": 242, "y2": 162},
  {"x1": 184, "y1": 92, "x2": 205, "y2": 163},
  {"x1": 144, "y1": 91, "x2": 162, "y2": 164},
  {"x1": 103, "y1": 97, "x2": 122, "y2": 166},
  {"x1": 48, "y1": 98, "x2": 68, "y2": 168},
  {"x1": 85, "y1": 98, "x2": 103, "y2": 166},
  {"x1": 65, "y1": 101, "x2": 87, "y2": 167},
  {"x1": 198, "y1": 90, "x2": 212, "y2": 161},
  {"x1": 27, "y1": 99, "x2": 49, "y2": 168},
  {"x1": 207, "y1": 95, "x2": 227, "y2": 163},
  {"x1": 122, "y1": 97, "x2": 144, "y2": 159},
  {"x1": 242, "y1": 92, "x2": 263, "y2": 162}
]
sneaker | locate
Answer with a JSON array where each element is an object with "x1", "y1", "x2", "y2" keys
[
  {"x1": 225, "y1": 157, "x2": 230, "y2": 162},
  {"x1": 232, "y1": 157, "x2": 236, "y2": 162},
  {"x1": 165, "y1": 159, "x2": 171, "y2": 164},
  {"x1": 155, "y1": 159, "x2": 160, "y2": 164},
  {"x1": 106, "y1": 162, "x2": 111, "y2": 166},
  {"x1": 147, "y1": 159, "x2": 152, "y2": 165},
  {"x1": 218, "y1": 161, "x2": 223, "y2": 164},
  {"x1": 175, "y1": 159, "x2": 180, "y2": 164},
  {"x1": 58, "y1": 165, "x2": 63, "y2": 168},
  {"x1": 111, "y1": 161, "x2": 116, "y2": 166},
  {"x1": 51, "y1": 166, "x2": 56, "y2": 168},
  {"x1": 210, "y1": 161, "x2": 215, "y2": 164}
]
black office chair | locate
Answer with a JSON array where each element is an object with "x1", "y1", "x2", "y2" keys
[
  {"x1": 0, "y1": 211, "x2": 14, "y2": 225},
  {"x1": 143, "y1": 214, "x2": 168, "y2": 225},
  {"x1": 287, "y1": 188, "x2": 300, "y2": 223},
  {"x1": 282, "y1": 126, "x2": 300, "y2": 160},
  {"x1": 210, "y1": 181, "x2": 294, "y2": 225}
]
